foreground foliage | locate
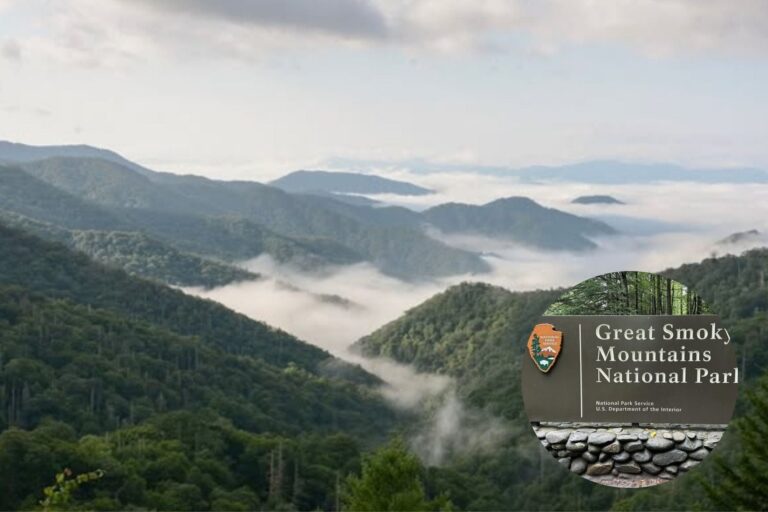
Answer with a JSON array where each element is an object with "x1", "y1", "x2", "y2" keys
[
  {"x1": 343, "y1": 439, "x2": 450, "y2": 511},
  {"x1": 0, "y1": 224, "x2": 397, "y2": 510}
]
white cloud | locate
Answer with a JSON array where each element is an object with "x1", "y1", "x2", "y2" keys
[
  {"x1": 183, "y1": 178, "x2": 768, "y2": 464},
  {"x1": 1, "y1": 39, "x2": 21, "y2": 60},
  {"x1": 5, "y1": 0, "x2": 768, "y2": 67},
  {"x1": 522, "y1": 0, "x2": 768, "y2": 58}
]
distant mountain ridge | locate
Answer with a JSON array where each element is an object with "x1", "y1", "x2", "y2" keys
[
  {"x1": 271, "y1": 169, "x2": 433, "y2": 196},
  {"x1": 0, "y1": 145, "x2": 488, "y2": 279},
  {"x1": 422, "y1": 197, "x2": 616, "y2": 250},
  {"x1": 0, "y1": 140, "x2": 154, "y2": 176},
  {"x1": 717, "y1": 229, "x2": 762, "y2": 246},
  {"x1": 572, "y1": 195, "x2": 625, "y2": 205},
  {"x1": 0, "y1": 141, "x2": 622, "y2": 279},
  {"x1": 0, "y1": 163, "x2": 363, "y2": 281},
  {"x1": 325, "y1": 157, "x2": 768, "y2": 184}
]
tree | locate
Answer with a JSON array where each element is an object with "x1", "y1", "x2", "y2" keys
[
  {"x1": 703, "y1": 374, "x2": 768, "y2": 510},
  {"x1": 530, "y1": 334, "x2": 542, "y2": 359},
  {"x1": 342, "y1": 438, "x2": 449, "y2": 511},
  {"x1": 39, "y1": 468, "x2": 105, "y2": 511}
]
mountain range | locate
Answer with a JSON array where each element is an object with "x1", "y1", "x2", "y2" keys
[
  {"x1": 0, "y1": 140, "x2": 768, "y2": 510},
  {"x1": 270, "y1": 169, "x2": 433, "y2": 196},
  {"x1": 325, "y1": 157, "x2": 768, "y2": 184},
  {"x1": 422, "y1": 197, "x2": 616, "y2": 250},
  {"x1": 0, "y1": 141, "x2": 619, "y2": 282}
]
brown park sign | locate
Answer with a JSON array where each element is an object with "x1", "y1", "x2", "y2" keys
[{"x1": 521, "y1": 315, "x2": 739, "y2": 424}]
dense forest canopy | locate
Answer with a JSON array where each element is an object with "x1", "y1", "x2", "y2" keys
[
  {"x1": 545, "y1": 271, "x2": 709, "y2": 316},
  {"x1": 1, "y1": 211, "x2": 768, "y2": 509},
  {"x1": 0, "y1": 223, "x2": 403, "y2": 510}
]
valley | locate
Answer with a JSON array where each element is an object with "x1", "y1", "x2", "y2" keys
[{"x1": 1, "y1": 141, "x2": 767, "y2": 510}]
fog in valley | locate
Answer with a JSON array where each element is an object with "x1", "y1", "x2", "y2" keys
[
  {"x1": 189, "y1": 172, "x2": 768, "y2": 353},
  {"x1": 186, "y1": 172, "x2": 768, "y2": 463}
]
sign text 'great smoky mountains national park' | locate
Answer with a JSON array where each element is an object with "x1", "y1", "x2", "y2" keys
[{"x1": 522, "y1": 315, "x2": 739, "y2": 424}]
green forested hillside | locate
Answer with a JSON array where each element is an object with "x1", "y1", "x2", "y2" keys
[
  {"x1": 0, "y1": 224, "x2": 361, "y2": 374},
  {"x1": 8, "y1": 158, "x2": 488, "y2": 279},
  {"x1": 68, "y1": 231, "x2": 260, "y2": 288},
  {"x1": 0, "y1": 211, "x2": 261, "y2": 288},
  {"x1": 422, "y1": 197, "x2": 616, "y2": 251},
  {"x1": 21, "y1": 157, "x2": 193, "y2": 214},
  {"x1": 356, "y1": 283, "x2": 559, "y2": 420},
  {"x1": 0, "y1": 164, "x2": 365, "y2": 277},
  {"x1": 357, "y1": 250, "x2": 768, "y2": 510},
  {"x1": 0, "y1": 165, "x2": 126, "y2": 230},
  {"x1": 0, "y1": 410, "x2": 369, "y2": 511},
  {"x1": 0, "y1": 225, "x2": 399, "y2": 510},
  {"x1": 0, "y1": 286, "x2": 390, "y2": 436},
  {"x1": 130, "y1": 174, "x2": 489, "y2": 279}
]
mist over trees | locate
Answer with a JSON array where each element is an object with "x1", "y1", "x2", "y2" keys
[
  {"x1": 358, "y1": 250, "x2": 768, "y2": 510},
  {"x1": 1, "y1": 144, "x2": 767, "y2": 509}
]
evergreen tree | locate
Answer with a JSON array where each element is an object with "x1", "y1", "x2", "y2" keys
[
  {"x1": 531, "y1": 334, "x2": 542, "y2": 359},
  {"x1": 342, "y1": 439, "x2": 449, "y2": 511},
  {"x1": 704, "y1": 374, "x2": 768, "y2": 511}
]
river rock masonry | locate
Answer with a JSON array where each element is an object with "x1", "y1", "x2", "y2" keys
[{"x1": 533, "y1": 424, "x2": 724, "y2": 481}]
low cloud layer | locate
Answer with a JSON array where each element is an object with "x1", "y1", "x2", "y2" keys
[
  {"x1": 183, "y1": 178, "x2": 768, "y2": 466},
  {"x1": 410, "y1": 389, "x2": 510, "y2": 465}
]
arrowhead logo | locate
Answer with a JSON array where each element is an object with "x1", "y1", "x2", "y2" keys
[{"x1": 527, "y1": 323, "x2": 563, "y2": 373}]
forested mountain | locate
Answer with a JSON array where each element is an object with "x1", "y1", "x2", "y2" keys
[
  {"x1": 270, "y1": 170, "x2": 433, "y2": 196},
  {"x1": 422, "y1": 197, "x2": 616, "y2": 251},
  {"x1": 0, "y1": 163, "x2": 365, "y2": 276},
  {"x1": 2, "y1": 144, "x2": 628, "y2": 276},
  {"x1": 0, "y1": 224, "x2": 400, "y2": 510},
  {"x1": 1, "y1": 155, "x2": 487, "y2": 279},
  {"x1": 0, "y1": 224, "x2": 383, "y2": 379},
  {"x1": 0, "y1": 165, "x2": 127, "y2": 230},
  {"x1": 22, "y1": 157, "x2": 194, "y2": 213},
  {"x1": 356, "y1": 249, "x2": 768, "y2": 510},
  {"x1": 0, "y1": 141, "x2": 154, "y2": 176},
  {"x1": 356, "y1": 283, "x2": 559, "y2": 420},
  {"x1": 68, "y1": 231, "x2": 261, "y2": 288},
  {"x1": 3, "y1": 215, "x2": 768, "y2": 509},
  {"x1": 0, "y1": 212, "x2": 259, "y2": 288}
]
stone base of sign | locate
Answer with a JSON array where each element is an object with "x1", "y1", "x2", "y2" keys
[{"x1": 533, "y1": 422, "x2": 725, "y2": 487}]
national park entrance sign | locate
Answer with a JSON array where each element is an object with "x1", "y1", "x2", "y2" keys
[{"x1": 522, "y1": 315, "x2": 739, "y2": 425}]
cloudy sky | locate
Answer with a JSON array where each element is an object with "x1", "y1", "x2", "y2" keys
[{"x1": 1, "y1": 0, "x2": 766, "y2": 179}]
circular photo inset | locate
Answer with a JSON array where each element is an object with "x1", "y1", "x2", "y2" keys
[{"x1": 521, "y1": 271, "x2": 738, "y2": 488}]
